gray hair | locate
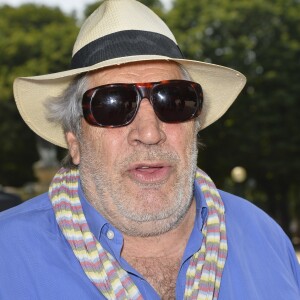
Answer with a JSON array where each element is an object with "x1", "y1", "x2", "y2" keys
[
  {"x1": 46, "y1": 73, "x2": 88, "y2": 138},
  {"x1": 45, "y1": 63, "x2": 201, "y2": 167},
  {"x1": 45, "y1": 73, "x2": 88, "y2": 167}
]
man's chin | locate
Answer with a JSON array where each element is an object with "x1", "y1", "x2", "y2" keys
[
  {"x1": 116, "y1": 190, "x2": 176, "y2": 218},
  {"x1": 115, "y1": 198, "x2": 192, "y2": 237}
]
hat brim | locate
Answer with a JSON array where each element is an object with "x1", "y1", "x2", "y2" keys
[{"x1": 13, "y1": 55, "x2": 246, "y2": 148}]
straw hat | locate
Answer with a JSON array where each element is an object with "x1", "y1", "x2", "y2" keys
[{"x1": 13, "y1": 0, "x2": 246, "y2": 148}]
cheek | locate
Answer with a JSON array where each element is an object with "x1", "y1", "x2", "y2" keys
[
  {"x1": 87, "y1": 127, "x2": 129, "y2": 166},
  {"x1": 164, "y1": 123, "x2": 196, "y2": 155}
]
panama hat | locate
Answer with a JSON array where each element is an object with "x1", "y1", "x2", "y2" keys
[{"x1": 13, "y1": 0, "x2": 246, "y2": 149}]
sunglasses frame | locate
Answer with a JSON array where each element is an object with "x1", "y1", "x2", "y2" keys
[{"x1": 82, "y1": 79, "x2": 203, "y2": 127}]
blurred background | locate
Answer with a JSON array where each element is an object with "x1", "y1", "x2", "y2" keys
[{"x1": 0, "y1": 0, "x2": 299, "y2": 251}]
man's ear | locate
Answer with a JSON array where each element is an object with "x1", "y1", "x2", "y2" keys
[{"x1": 65, "y1": 132, "x2": 80, "y2": 165}]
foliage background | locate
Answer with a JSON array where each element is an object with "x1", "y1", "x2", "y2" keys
[{"x1": 0, "y1": 0, "x2": 299, "y2": 242}]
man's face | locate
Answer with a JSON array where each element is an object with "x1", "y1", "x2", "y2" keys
[{"x1": 68, "y1": 61, "x2": 199, "y2": 237}]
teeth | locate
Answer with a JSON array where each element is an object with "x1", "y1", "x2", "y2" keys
[{"x1": 140, "y1": 166, "x2": 150, "y2": 169}]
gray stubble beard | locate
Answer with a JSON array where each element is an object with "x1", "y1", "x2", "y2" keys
[{"x1": 79, "y1": 134, "x2": 199, "y2": 237}]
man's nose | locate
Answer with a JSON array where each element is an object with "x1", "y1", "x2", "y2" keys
[{"x1": 127, "y1": 99, "x2": 166, "y2": 146}]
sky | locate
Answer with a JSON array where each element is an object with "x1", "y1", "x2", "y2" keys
[{"x1": 0, "y1": 0, "x2": 173, "y2": 16}]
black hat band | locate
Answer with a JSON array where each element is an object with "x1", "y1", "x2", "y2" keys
[{"x1": 71, "y1": 30, "x2": 184, "y2": 69}]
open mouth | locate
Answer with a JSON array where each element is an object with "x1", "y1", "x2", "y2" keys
[
  {"x1": 136, "y1": 166, "x2": 163, "y2": 173},
  {"x1": 127, "y1": 163, "x2": 172, "y2": 184}
]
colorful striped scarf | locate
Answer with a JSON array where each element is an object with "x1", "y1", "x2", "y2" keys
[{"x1": 49, "y1": 167, "x2": 227, "y2": 299}]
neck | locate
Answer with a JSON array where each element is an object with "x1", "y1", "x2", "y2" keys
[{"x1": 122, "y1": 200, "x2": 196, "y2": 259}]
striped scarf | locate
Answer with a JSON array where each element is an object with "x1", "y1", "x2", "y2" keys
[{"x1": 49, "y1": 167, "x2": 227, "y2": 299}]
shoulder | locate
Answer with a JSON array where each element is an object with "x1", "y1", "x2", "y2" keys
[
  {"x1": 218, "y1": 190, "x2": 300, "y2": 291},
  {"x1": 219, "y1": 190, "x2": 299, "y2": 266},
  {"x1": 219, "y1": 190, "x2": 285, "y2": 238},
  {"x1": 0, "y1": 193, "x2": 56, "y2": 240},
  {"x1": 0, "y1": 192, "x2": 52, "y2": 220},
  {"x1": 220, "y1": 190, "x2": 273, "y2": 223}
]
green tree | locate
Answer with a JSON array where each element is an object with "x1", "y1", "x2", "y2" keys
[
  {"x1": 0, "y1": 4, "x2": 78, "y2": 186},
  {"x1": 167, "y1": 0, "x2": 300, "y2": 236}
]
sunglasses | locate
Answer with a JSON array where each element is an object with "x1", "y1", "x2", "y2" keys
[{"x1": 82, "y1": 80, "x2": 203, "y2": 127}]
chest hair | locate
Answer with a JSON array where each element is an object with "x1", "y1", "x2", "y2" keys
[{"x1": 126, "y1": 256, "x2": 181, "y2": 299}]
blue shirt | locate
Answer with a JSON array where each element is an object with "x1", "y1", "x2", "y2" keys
[{"x1": 0, "y1": 180, "x2": 299, "y2": 299}]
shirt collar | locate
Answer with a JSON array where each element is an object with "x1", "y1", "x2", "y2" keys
[
  {"x1": 194, "y1": 178, "x2": 208, "y2": 231},
  {"x1": 78, "y1": 181, "x2": 109, "y2": 239}
]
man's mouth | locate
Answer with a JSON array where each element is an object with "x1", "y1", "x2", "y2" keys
[{"x1": 127, "y1": 163, "x2": 172, "y2": 184}]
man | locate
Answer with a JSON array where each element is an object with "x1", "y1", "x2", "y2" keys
[{"x1": 0, "y1": 0, "x2": 299, "y2": 299}]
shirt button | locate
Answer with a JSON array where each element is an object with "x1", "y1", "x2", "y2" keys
[{"x1": 106, "y1": 230, "x2": 115, "y2": 240}]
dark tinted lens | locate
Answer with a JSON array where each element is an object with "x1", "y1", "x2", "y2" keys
[
  {"x1": 151, "y1": 81, "x2": 200, "y2": 122},
  {"x1": 91, "y1": 85, "x2": 138, "y2": 126}
]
